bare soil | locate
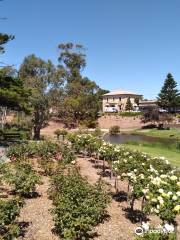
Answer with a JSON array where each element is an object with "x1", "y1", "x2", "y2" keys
[
  {"x1": 41, "y1": 120, "x2": 64, "y2": 138},
  {"x1": 98, "y1": 115, "x2": 144, "y2": 130}
]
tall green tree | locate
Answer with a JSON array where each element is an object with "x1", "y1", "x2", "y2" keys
[
  {"x1": 0, "y1": 68, "x2": 31, "y2": 129},
  {"x1": 19, "y1": 54, "x2": 63, "y2": 139},
  {"x1": 125, "y1": 97, "x2": 133, "y2": 111},
  {"x1": 58, "y1": 43, "x2": 106, "y2": 127},
  {"x1": 157, "y1": 73, "x2": 180, "y2": 112}
]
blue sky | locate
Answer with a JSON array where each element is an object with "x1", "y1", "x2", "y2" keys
[{"x1": 1, "y1": 0, "x2": 180, "y2": 99}]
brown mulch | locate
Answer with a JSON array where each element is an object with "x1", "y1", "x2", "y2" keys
[
  {"x1": 17, "y1": 176, "x2": 58, "y2": 240},
  {"x1": 77, "y1": 157, "x2": 139, "y2": 240}
]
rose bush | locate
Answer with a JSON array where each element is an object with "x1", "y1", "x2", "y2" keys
[{"x1": 69, "y1": 133, "x2": 180, "y2": 233}]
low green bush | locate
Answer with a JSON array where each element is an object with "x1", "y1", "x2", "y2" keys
[
  {"x1": 80, "y1": 119, "x2": 98, "y2": 128},
  {"x1": 7, "y1": 140, "x2": 60, "y2": 160},
  {"x1": 109, "y1": 125, "x2": 120, "y2": 135},
  {"x1": 92, "y1": 127, "x2": 103, "y2": 137},
  {"x1": 6, "y1": 162, "x2": 41, "y2": 197},
  {"x1": 54, "y1": 129, "x2": 68, "y2": 140},
  {"x1": 135, "y1": 231, "x2": 176, "y2": 240},
  {"x1": 0, "y1": 198, "x2": 23, "y2": 240},
  {"x1": 49, "y1": 169, "x2": 110, "y2": 239},
  {"x1": 60, "y1": 144, "x2": 76, "y2": 165}
]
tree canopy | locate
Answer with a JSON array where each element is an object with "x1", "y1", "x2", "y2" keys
[
  {"x1": 157, "y1": 73, "x2": 180, "y2": 112},
  {"x1": 0, "y1": 68, "x2": 31, "y2": 113},
  {"x1": 57, "y1": 43, "x2": 106, "y2": 127},
  {"x1": 19, "y1": 54, "x2": 63, "y2": 139}
]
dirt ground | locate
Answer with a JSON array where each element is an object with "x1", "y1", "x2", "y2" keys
[
  {"x1": 40, "y1": 116, "x2": 143, "y2": 139},
  {"x1": 98, "y1": 115, "x2": 144, "y2": 130},
  {"x1": 41, "y1": 120, "x2": 64, "y2": 138}
]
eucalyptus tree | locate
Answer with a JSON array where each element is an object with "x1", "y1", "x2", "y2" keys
[
  {"x1": 19, "y1": 54, "x2": 63, "y2": 139},
  {"x1": 58, "y1": 43, "x2": 105, "y2": 127}
]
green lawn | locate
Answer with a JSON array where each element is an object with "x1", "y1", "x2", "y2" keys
[
  {"x1": 134, "y1": 128, "x2": 180, "y2": 139},
  {"x1": 124, "y1": 143, "x2": 180, "y2": 167}
]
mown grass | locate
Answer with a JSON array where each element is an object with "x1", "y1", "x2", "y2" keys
[
  {"x1": 134, "y1": 128, "x2": 180, "y2": 140},
  {"x1": 124, "y1": 141, "x2": 180, "y2": 167}
]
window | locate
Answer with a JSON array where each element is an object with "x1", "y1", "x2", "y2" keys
[
  {"x1": 119, "y1": 97, "x2": 121, "y2": 101},
  {"x1": 113, "y1": 97, "x2": 115, "y2": 101},
  {"x1": 106, "y1": 98, "x2": 108, "y2": 102}
]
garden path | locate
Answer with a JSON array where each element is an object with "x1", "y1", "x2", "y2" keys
[
  {"x1": 17, "y1": 176, "x2": 58, "y2": 240},
  {"x1": 77, "y1": 156, "x2": 139, "y2": 240}
]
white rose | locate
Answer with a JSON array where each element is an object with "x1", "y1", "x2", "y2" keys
[
  {"x1": 170, "y1": 175, "x2": 177, "y2": 181},
  {"x1": 164, "y1": 223, "x2": 174, "y2": 232},
  {"x1": 172, "y1": 195, "x2": 178, "y2": 201},
  {"x1": 160, "y1": 174, "x2": 167, "y2": 179},
  {"x1": 154, "y1": 209, "x2": 159, "y2": 213},
  {"x1": 158, "y1": 189, "x2": 164, "y2": 194},
  {"x1": 168, "y1": 191, "x2": 173, "y2": 195},
  {"x1": 176, "y1": 191, "x2": 180, "y2": 197}
]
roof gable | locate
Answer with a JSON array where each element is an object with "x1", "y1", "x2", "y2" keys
[{"x1": 103, "y1": 89, "x2": 142, "y2": 96}]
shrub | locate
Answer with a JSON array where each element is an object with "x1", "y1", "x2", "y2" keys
[
  {"x1": 61, "y1": 144, "x2": 76, "y2": 165},
  {"x1": 6, "y1": 162, "x2": 41, "y2": 197},
  {"x1": 93, "y1": 127, "x2": 103, "y2": 137},
  {"x1": 80, "y1": 119, "x2": 98, "y2": 128},
  {"x1": 135, "y1": 231, "x2": 176, "y2": 240},
  {"x1": 54, "y1": 129, "x2": 68, "y2": 140},
  {"x1": 109, "y1": 125, "x2": 120, "y2": 135},
  {"x1": 0, "y1": 198, "x2": 23, "y2": 240},
  {"x1": 38, "y1": 157, "x2": 56, "y2": 176},
  {"x1": 50, "y1": 169, "x2": 110, "y2": 239},
  {"x1": 7, "y1": 141, "x2": 60, "y2": 160}
]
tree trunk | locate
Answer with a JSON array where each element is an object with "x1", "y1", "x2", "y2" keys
[
  {"x1": 0, "y1": 107, "x2": 7, "y2": 130},
  {"x1": 130, "y1": 196, "x2": 135, "y2": 211},
  {"x1": 33, "y1": 126, "x2": 41, "y2": 140}
]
